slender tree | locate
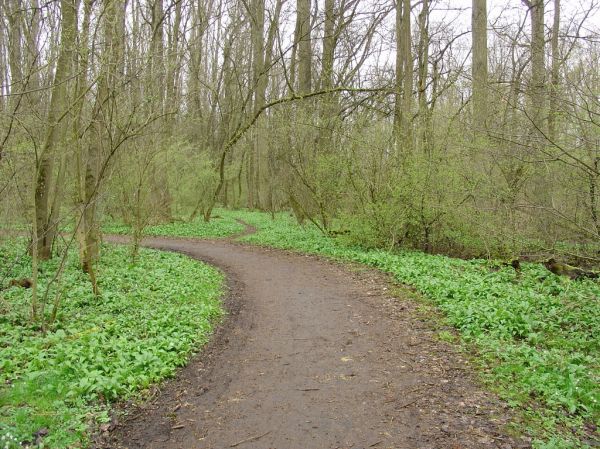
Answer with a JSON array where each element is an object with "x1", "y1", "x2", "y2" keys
[
  {"x1": 548, "y1": 0, "x2": 560, "y2": 142},
  {"x1": 472, "y1": 0, "x2": 488, "y2": 134},
  {"x1": 297, "y1": 0, "x2": 312, "y2": 94},
  {"x1": 34, "y1": 0, "x2": 77, "y2": 260},
  {"x1": 523, "y1": 0, "x2": 546, "y2": 136}
]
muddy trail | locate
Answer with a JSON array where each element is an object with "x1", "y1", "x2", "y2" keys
[{"x1": 100, "y1": 232, "x2": 526, "y2": 449}]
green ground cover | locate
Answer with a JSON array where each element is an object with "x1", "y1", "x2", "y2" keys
[
  {"x1": 0, "y1": 239, "x2": 224, "y2": 448},
  {"x1": 103, "y1": 209, "x2": 244, "y2": 239},
  {"x1": 4, "y1": 208, "x2": 595, "y2": 447},
  {"x1": 220, "y1": 209, "x2": 599, "y2": 449}
]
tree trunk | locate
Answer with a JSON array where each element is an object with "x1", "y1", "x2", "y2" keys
[
  {"x1": 166, "y1": 0, "x2": 182, "y2": 132},
  {"x1": 394, "y1": 0, "x2": 412, "y2": 154},
  {"x1": 525, "y1": 0, "x2": 546, "y2": 137},
  {"x1": 34, "y1": 0, "x2": 77, "y2": 260},
  {"x1": 393, "y1": 0, "x2": 403, "y2": 155},
  {"x1": 548, "y1": 0, "x2": 560, "y2": 143},
  {"x1": 472, "y1": 0, "x2": 488, "y2": 135},
  {"x1": 297, "y1": 0, "x2": 312, "y2": 94},
  {"x1": 4, "y1": 0, "x2": 23, "y2": 105},
  {"x1": 318, "y1": 0, "x2": 336, "y2": 149},
  {"x1": 73, "y1": 0, "x2": 93, "y2": 268},
  {"x1": 401, "y1": 0, "x2": 413, "y2": 152},
  {"x1": 78, "y1": 0, "x2": 121, "y2": 295},
  {"x1": 250, "y1": 0, "x2": 266, "y2": 208},
  {"x1": 417, "y1": 0, "x2": 431, "y2": 154}
]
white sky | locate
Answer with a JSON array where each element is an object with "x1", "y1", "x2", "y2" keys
[{"x1": 430, "y1": 0, "x2": 600, "y2": 38}]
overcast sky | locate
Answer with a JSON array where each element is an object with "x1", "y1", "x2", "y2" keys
[{"x1": 430, "y1": 0, "x2": 599, "y2": 36}]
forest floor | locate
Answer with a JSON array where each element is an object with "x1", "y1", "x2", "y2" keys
[{"x1": 98, "y1": 228, "x2": 528, "y2": 449}]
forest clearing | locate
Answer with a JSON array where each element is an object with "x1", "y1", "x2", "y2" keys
[{"x1": 0, "y1": 0, "x2": 599, "y2": 447}]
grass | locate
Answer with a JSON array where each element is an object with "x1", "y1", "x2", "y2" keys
[
  {"x1": 217, "y1": 209, "x2": 599, "y2": 449},
  {"x1": 102, "y1": 209, "x2": 244, "y2": 239},
  {"x1": 0, "y1": 238, "x2": 224, "y2": 448}
]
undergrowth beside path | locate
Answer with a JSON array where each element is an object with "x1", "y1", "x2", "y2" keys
[
  {"x1": 5, "y1": 208, "x2": 596, "y2": 448},
  {"x1": 0, "y1": 239, "x2": 224, "y2": 448},
  {"x1": 103, "y1": 210, "x2": 244, "y2": 239}
]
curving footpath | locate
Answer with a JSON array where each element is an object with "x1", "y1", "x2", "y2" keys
[{"x1": 100, "y1": 234, "x2": 526, "y2": 449}]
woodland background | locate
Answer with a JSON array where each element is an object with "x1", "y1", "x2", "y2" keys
[{"x1": 0, "y1": 0, "x2": 599, "y2": 282}]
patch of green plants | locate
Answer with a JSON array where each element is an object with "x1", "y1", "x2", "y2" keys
[
  {"x1": 0, "y1": 239, "x2": 224, "y2": 448},
  {"x1": 102, "y1": 209, "x2": 244, "y2": 239},
  {"x1": 221, "y1": 209, "x2": 599, "y2": 448}
]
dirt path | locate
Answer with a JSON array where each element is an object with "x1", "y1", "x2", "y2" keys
[{"x1": 100, "y1": 235, "x2": 526, "y2": 449}]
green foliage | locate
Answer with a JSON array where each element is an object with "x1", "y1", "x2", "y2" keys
[
  {"x1": 0, "y1": 239, "x2": 224, "y2": 448},
  {"x1": 169, "y1": 147, "x2": 220, "y2": 218},
  {"x1": 103, "y1": 209, "x2": 244, "y2": 239},
  {"x1": 222, "y1": 209, "x2": 600, "y2": 447},
  {"x1": 336, "y1": 146, "x2": 527, "y2": 258}
]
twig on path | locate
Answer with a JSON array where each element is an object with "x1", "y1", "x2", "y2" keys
[
  {"x1": 230, "y1": 430, "x2": 271, "y2": 447},
  {"x1": 171, "y1": 424, "x2": 185, "y2": 430},
  {"x1": 297, "y1": 388, "x2": 320, "y2": 391},
  {"x1": 293, "y1": 336, "x2": 328, "y2": 341},
  {"x1": 396, "y1": 397, "x2": 421, "y2": 409}
]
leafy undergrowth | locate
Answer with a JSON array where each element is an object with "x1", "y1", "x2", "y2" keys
[
  {"x1": 0, "y1": 239, "x2": 224, "y2": 448},
  {"x1": 221, "y1": 209, "x2": 599, "y2": 448},
  {"x1": 103, "y1": 209, "x2": 244, "y2": 239}
]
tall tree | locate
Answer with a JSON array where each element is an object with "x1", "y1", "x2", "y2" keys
[
  {"x1": 394, "y1": 0, "x2": 412, "y2": 154},
  {"x1": 247, "y1": 0, "x2": 266, "y2": 208},
  {"x1": 318, "y1": 0, "x2": 337, "y2": 150},
  {"x1": 523, "y1": 0, "x2": 546, "y2": 136},
  {"x1": 321, "y1": 0, "x2": 335, "y2": 91},
  {"x1": 472, "y1": 0, "x2": 488, "y2": 134},
  {"x1": 34, "y1": 0, "x2": 77, "y2": 260},
  {"x1": 150, "y1": 0, "x2": 166, "y2": 114},
  {"x1": 548, "y1": 0, "x2": 560, "y2": 142},
  {"x1": 401, "y1": 0, "x2": 413, "y2": 150},
  {"x1": 78, "y1": 0, "x2": 123, "y2": 294},
  {"x1": 4, "y1": 0, "x2": 23, "y2": 105},
  {"x1": 297, "y1": 0, "x2": 312, "y2": 93},
  {"x1": 165, "y1": 0, "x2": 182, "y2": 136},
  {"x1": 417, "y1": 0, "x2": 430, "y2": 153}
]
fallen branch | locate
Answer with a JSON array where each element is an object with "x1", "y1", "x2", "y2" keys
[
  {"x1": 397, "y1": 397, "x2": 421, "y2": 408},
  {"x1": 230, "y1": 430, "x2": 271, "y2": 447}
]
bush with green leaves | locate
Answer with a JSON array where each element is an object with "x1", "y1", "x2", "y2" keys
[{"x1": 0, "y1": 239, "x2": 224, "y2": 448}]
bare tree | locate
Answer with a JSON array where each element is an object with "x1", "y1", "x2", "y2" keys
[
  {"x1": 394, "y1": 0, "x2": 413, "y2": 154},
  {"x1": 472, "y1": 0, "x2": 488, "y2": 134},
  {"x1": 548, "y1": 0, "x2": 560, "y2": 142},
  {"x1": 523, "y1": 0, "x2": 546, "y2": 136},
  {"x1": 34, "y1": 0, "x2": 77, "y2": 260},
  {"x1": 297, "y1": 0, "x2": 312, "y2": 94}
]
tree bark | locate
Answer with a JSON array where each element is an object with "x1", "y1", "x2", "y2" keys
[
  {"x1": 318, "y1": 0, "x2": 336, "y2": 150},
  {"x1": 524, "y1": 0, "x2": 546, "y2": 136},
  {"x1": 297, "y1": 0, "x2": 312, "y2": 94},
  {"x1": 472, "y1": 0, "x2": 488, "y2": 135},
  {"x1": 249, "y1": 0, "x2": 266, "y2": 208},
  {"x1": 393, "y1": 0, "x2": 404, "y2": 155},
  {"x1": 34, "y1": 0, "x2": 77, "y2": 260},
  {"x1": 548, "y1": 0, "x2": 560, "y2": 143},
  {"x1": 417, "y1": 0, "x2": 431, "y2": 154},
  {"x1": 394, "y1": 0, "x2": 412, "y2": 154},
  {"x1": 4, "y1": 0, "x2": 22, "y2": 99},
  {"x1": 401, "y1": 0, "x2": 412, "y2": 151},
  {"x1": 78, "y1": 0, "x2": 122, "y2": 295}
]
